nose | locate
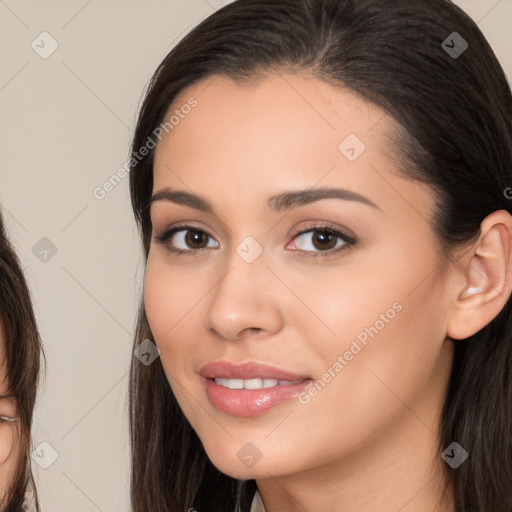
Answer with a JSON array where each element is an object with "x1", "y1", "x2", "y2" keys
[{"x1": 202, "y1": 251, "x2": 284, "y2": 341}]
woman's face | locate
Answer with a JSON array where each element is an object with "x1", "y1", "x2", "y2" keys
[
  {"x1": 145, "y1": 73, "x2": 456, "y2": 480},
  {"x1": 0, "y1": 332, "x2": 19, "y2": 503}
]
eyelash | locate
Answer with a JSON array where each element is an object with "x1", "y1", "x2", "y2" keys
[{"x1": 154, "y1": 222, "x2": 357, "y2": 259}]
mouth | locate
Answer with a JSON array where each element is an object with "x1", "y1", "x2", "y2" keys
[
  {"x1": 213, "y1": 377, "x2": 304, "y2": 390},
  {"x1": 199, "y1": 360, "x2": 310, "y2": 380},
  {"x1": 199, "y1": 361, "x2": 313, "y2": 417}
]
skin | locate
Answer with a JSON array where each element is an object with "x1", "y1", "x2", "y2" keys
[
  {"x1": 145, "y1": 72, "x2": 512, "y2": 512},
  {"x1": 0, "y1": 331, "x2": 19, "y2": 505}
]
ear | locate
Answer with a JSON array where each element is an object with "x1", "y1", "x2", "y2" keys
[{"x1": 447, "y1": 210, "x2": 512, "y2": 340}]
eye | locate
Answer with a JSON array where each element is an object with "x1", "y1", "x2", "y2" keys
[
  {"x1": 154, "y1": 222, "x2": 356, "y2": 258},
  {"x1": 287, "y1": 224, "x2": 356, "y2": 258},
  {"x1": 154, "y1": 226, "x2": 219, "y2": 255}
]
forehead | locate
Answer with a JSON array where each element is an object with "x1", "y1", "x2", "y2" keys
[
  {"x1": 174, "y1": 71, "x2": 381, "y2": 118},
  {"x1": 162, "y1": 71, "x2": 389, "y2": 147},
  {"x1": 151, "y1": 72, "x2": 436, "y2": 228},
  {"x1": 153, "y1": 72, "x2": 396, "y2": 181}
]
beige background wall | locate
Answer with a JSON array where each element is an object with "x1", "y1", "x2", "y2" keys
[{"x1": 0, "y1": 1, "x2": 510, "y2": 511}]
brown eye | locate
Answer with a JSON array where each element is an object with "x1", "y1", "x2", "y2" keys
[
  {"x1": 289, "y1": 226, "x2": 356, "y2": 257},
  {"x1": 310, "y1": 230, "x2": 339, "y2": 251},
  {"x1": 154, "y1": 226, "x2": 219, "y2": 254},
  {"x1": 184, "y1": 229, "x2": 209, "y2": 249}
]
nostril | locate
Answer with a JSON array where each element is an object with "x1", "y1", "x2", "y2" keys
[{"x1": 241, "y1": 327, "x2": 263, "y2": 337}]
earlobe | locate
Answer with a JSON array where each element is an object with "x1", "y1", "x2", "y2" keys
[{"x1": 447, "y1": 210, "x2": 512, "y2": 340}]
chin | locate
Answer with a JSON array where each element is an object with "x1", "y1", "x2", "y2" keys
[
  {"x1": 211, "y1": 460, "x2": 278, "y2": 481},
  {"x1": 202, "y1": 443, "x2": 293, "y2": 480}
]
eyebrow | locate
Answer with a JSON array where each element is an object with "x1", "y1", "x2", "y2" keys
[{"x1": 149, "y1": 187, "x2": 382, "y2": 213}]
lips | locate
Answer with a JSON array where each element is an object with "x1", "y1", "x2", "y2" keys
[
  {"x1": 199, "y1": 361, "x2": 310, "y2": 381},
  {"x1": 199, "y1": 361, "x2": 312, "y2": 417}
]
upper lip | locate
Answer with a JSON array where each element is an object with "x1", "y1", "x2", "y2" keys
[{"x1": 199, "y1": 361, "x2": 310, "y2": 381}]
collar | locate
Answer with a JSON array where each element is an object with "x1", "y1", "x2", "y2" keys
[{"x1": 249, "y1": 489, "x2": 267, "y2": 512}]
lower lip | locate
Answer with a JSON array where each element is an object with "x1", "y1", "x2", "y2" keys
[{"x1": 203, "y1": 377, "x2": 312, "y2": 417}]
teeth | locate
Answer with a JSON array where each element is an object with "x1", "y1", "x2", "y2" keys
[
  {"x1": 245, "y1": 378, "x2": 277, "y2": 389},
  {"x1": 214, "y1": 378, "x2": 303, "y2": 390}
]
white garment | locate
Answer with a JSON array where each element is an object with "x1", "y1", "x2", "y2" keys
[{"x1": 249, "y1": 490, "x2": 267, "y2": 512}]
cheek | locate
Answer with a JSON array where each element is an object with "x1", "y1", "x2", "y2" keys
[
  {"x1": 144, "y1": 255, "x2": 224, "y2": 431},
  {"x1": 143, "y1": 255, "x2": 204, "y2": 376},
  {"x1": 144, "y1": 260, "x2": 169, "y2": 340},
  {"x1": 298, "y1": 278, "x2": 446, "y2": 436},
  {"x1": 0, "y1": 427, "x2": 18, "y2": 503},
  {"x1": 0, "y1": 423, "x2": 14, "y2": 464},
  {"x1": 288, "y1": 251, "x2": 447, "y2": 427},
  {"x1": 0, "y1": 423, "x2": 16, "y2": 464},
  {"x1": 144, "y1": 255, "x2": 194, "y2": 340}
]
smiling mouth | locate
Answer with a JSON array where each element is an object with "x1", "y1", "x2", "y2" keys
[
  {"x1": 213, "y1": 377, "x2": 305, "y2": 390},
  {"x1": 199, "y1": 360, "x2": 310, "y2": 381},
  {"x1": 203, "y1": 376, "x2": 312, "y2": 417},
  {"x1": 198, "y1": 360, "x2": 313, "y2": 416}
]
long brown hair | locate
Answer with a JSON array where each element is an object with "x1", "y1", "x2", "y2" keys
[
  {"x1": 0, "y1": 211, "x2": 43, "y2": 511},
  {"x1": 129, "y1": 1, "x2": 512, "y2": 510}
]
